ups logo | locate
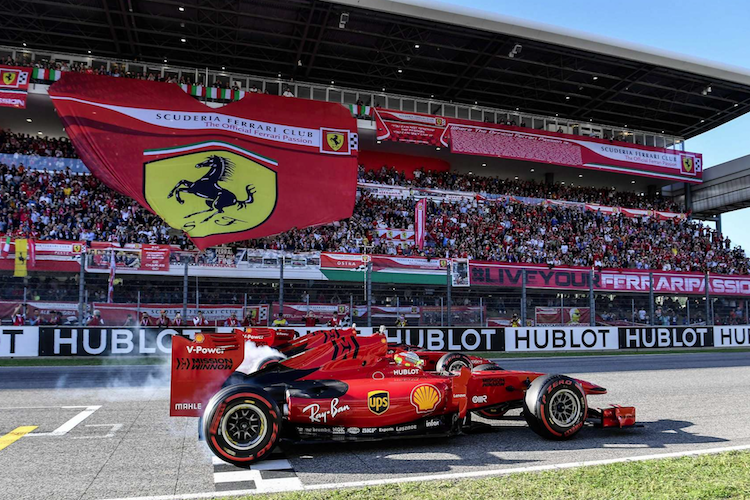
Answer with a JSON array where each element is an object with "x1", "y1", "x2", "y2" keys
[
  {"x1": 368, "y1": 390, "x2": 389, "y2": 415},
  {"x1": 143, "y1": 144, "x2": 277, "y2": 238}
]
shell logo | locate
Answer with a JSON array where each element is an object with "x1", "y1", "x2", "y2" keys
[
  {"x1": 410, "y1": 384, "x2": 441, "y2": 413},
  {"x1": 194, "y1": 333, "x2": 205, "y2": 344}
]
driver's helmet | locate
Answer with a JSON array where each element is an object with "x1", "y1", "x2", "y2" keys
[{"x1": 393, "y1": 351, "x2": 424, "y2": 368}]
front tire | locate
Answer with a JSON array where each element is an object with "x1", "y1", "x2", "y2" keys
[
  {"x1": 203, "y1": 385, "x2": 281, "y2": 466},
  {"x1": 436, "y1": 353, "x2": 473, "y2": 375},
  {"x1": 523, "y1": 375, "x2": 587, "y2": 440}
]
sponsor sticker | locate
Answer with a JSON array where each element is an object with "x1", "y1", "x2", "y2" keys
[
  {"x1": 410, "y1": 384, "x2": 441, "y2": 413},
  {"x1": 174, "y1": 402, "x2": 202, "y2": 410},
  {"x1": 368, "y1": 390, "x2": 390, "y2": 415},
  {"x1": 471, "y1": 395, "x2": 488, "y2": 404},
  {"x1": 302, "y1": 398, "x2": 351, "y2": 423}
]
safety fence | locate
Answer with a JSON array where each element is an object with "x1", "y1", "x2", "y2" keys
[{"x1": 1, "y1": 325, "x2": 748, "y2": 357}]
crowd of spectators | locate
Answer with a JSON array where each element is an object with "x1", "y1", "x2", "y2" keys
[
  {"x1": 2, "y1": 126, "x2": 749, "y2": 274},
  {"x1": 360, "y1": 165, "x2": 681, "y2": 211}
]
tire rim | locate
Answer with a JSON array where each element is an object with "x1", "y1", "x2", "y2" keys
[
  {"x1": 548, "y1": 388, "x2": 581, "y2": 427},
  {"x1": 221, "y1": 404, "x2": 267, "y2": 450},
  {"x1": 448, "y1": 360, "x2": 469, "y2": 373}
]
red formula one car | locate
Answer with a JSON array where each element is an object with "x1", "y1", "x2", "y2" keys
[{"x1": 170, "y1": 328, "x2": 636, "y2": 466}]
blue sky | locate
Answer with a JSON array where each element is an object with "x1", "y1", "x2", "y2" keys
[{"x1": 437, "y1": 0, "x2": 750, "y2": 251}]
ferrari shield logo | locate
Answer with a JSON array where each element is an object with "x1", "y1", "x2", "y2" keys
[
  {"x1": 682, "y1": 156, "x2": 694, "y2": 173},
  {"x1": 144, "y1": 143, "x2": 277, "y2": 238},
  {"x1": 326, "y1": 132, "x2": 345, "y2": 151},
  {"x1": 2, "y1": 71, "x2": 17, "y2": 86},
  {"x1": 368, "y1": 390, "x2": 389, "y2": 415}
]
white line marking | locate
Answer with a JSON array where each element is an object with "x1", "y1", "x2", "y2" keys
[
  {"x1": 0, "y1": 406, "x2": 91, "y2": 410},
  {"x1": 27, "y1": 405, "x2": 101, "y2": 437},
  {"x1": 602, "y1": 443, "x2": 650, "y2": 448},
  {"x1": 71, "y1": 423, "x2": 123, "y2": 439},
  {"x1": 99, "y1": 442, "x2": 750, "y2": 500},
  {"x1": 213, "y1": 470, "x2": 260, "y2": 484}
]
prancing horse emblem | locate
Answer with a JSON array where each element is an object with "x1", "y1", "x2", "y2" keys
[{"x1": 167, "y1": 155, "x2": 255, "y2": 223}]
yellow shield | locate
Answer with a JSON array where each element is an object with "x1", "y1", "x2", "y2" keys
[
  {"x1": 144, "y1": 145, "x2": 277, "y2": 238},
  {"x1": 2, "y1": 71, "x2": 17, "y2": 86},
  {"x1": 326, "y1": 132, "x2": 344, "y2": 151},
  {"x1": 682, "y1": 156, "x2": 693, "y2": 172}
]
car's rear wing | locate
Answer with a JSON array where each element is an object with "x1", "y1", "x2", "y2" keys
[{"x1": 170, "y1": 332, "x2": 245, "y2": 417}]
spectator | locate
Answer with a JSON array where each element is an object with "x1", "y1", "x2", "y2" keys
[
  {"x1": 87, "y1": 309, "x2": 104, "y2": 326},
  {"x1": 282, "y1": 87, "x2": 294, "y2": 97},
  {"x1": 241, "y1": 312, "x2": 256, "y2": 327},
  {"x1": 156, "y1": 309, "x2": 170, "y2": 327},
  {"x1": 27, "y1": 309, "x2": 42, "y2": 326},
  {"x1": 139, "y1": 312, "x2": 152, "y2": 326},
  {"x1": 304, "y1": 310, "x2": 317, "y2": 327},
  {"x1": 172, "y1": 312, "x2": 185, "y2": 327},
  {"x1": 272, "y1": 313, "x2": 288, "y2": 326},
  {"x1": 123, "y1": 314, "x2": 135, "y2": 326},
  {"x1": 327, "y1": 312, "x2": 340, "y2": 327},
  {"x1": 224, "y1": 312, "x2": 240, "y2": 327},
  {"x1": 193, "y1": 311, "x2": 209, "y2": 326}
]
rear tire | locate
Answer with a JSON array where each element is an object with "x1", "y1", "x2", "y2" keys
[
  {"x1": 203, "y1": 384, "x2": 281, "y2": 466},
  {"x1": 523, "y1": 375, "x2": 587, "y2": 440},
  {"x1": 436, "y1": 353, "x2": 473, "y2": 374}
]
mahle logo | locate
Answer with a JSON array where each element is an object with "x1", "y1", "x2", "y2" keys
[{"x1": 144, "y1": 142, "x2": 277, "y2": 238}]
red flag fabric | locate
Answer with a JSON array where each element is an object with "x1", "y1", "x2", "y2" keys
[
  {"x1": 49, "y1": 73, "x2": 358, "y2": 250},
  {"x1": 415, "y1": 199, "x2": 426, "y2": 250}
]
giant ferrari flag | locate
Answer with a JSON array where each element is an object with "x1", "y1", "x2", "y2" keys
[{"x1": 49, "y1": 73, "x2": 359, "y2": 249}]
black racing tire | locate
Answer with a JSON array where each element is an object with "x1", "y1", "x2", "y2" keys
[
  {"x1": 202, "y1": 384, "x2": 281, "y2": 467},
  {"x1": 257, "y1": 355, "x2": 286, "y2": 371},
  {"x1": 436, "y1": 353, "x2": 473, "y2": 375},
  {"x1": 523, "y1": 375, "x2": 587, "y2": 440}
]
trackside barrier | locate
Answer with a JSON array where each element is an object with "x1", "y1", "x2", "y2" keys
[{"x1": 0, "y1": 326, "x2": 749, "y2": 357}]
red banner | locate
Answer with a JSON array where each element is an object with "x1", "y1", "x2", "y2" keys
[
  {"x1": 469, "y1": 261, "x2": 750, "y2": 297},
  {"x1": 49, "y1": 73, "x2": 359, "y2": 249},
  {"x1": 375, "y1": 108, "x2": 702, "y2": 184},
  {"x1": 320, "y1": 253, "x2": 449, "y2": 272},
  {"x1": 534, "y1": 307, "x2": 591, "y2": 325},
  {"x1": 0, "y1": 237, "x2": 83, "y2": 272},
  {"x1": 0, "y1": 65, "x2": 30, "y2": 108},
  {"x1": 141, "y1": 244, "x2": 170, "y2": 272},
  {"x1": 87, "y1": 242, "x2": 171, "y2": 272}
]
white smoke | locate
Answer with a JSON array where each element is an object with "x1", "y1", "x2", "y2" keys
[{"x1": 235, "y1": 341, "x2": 286, "y2": 375}]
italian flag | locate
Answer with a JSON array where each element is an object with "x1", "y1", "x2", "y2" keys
[
  {"x1": 0, "y1": 235, "x2": 9, "y2": 258},
  {"x1": 348, "y1": 104, "x2": 371, "y2": 116},
  {"x1": 181, "y1": 84, "x2": 206, "y2": 97},
  {"x1": 32, "y1": 68, "x2": 62, "y2": 81}
]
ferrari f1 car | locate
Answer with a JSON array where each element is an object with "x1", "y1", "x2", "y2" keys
[{"x1": 170, "y1": 328, "x2": 636, "y2": 466}]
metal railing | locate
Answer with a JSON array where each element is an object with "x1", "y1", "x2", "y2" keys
[{"x1": 3, "y1": 261, "x2": 746, "y2": 328}]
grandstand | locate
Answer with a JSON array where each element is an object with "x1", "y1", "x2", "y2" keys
[{"x1": 3, "y1": 0, "x2": 750, "y2": 329}]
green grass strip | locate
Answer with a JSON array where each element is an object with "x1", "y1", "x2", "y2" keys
[{"x1": 226, "y1": 450, "x2": 750, "y2": 500}]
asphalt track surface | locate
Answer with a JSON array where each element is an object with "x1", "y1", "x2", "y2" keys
[{"x1": 1, "y1": 352, "x2": 750, "y2": 499}]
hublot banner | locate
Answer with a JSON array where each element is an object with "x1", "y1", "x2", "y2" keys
[
  {"x1": 2, "y1": 325, "x2": 749, "y2": 357},
  {"x1": 618, "y1": 326, "x2": 713, "y2": 349},
  {"x1": 37, "y1": 327, "x2": 213, "y2": 356},
  {"x1": 385, "y1": 328, "x2": 504, "y2": 351}
]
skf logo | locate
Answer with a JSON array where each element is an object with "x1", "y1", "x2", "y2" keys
[
  {"x1": 144, "y1": 145, "x2": 278, "y2": 239},
  {"x1": 320, "y1": 129, "x2": 351, "y2": 154},
  {"x1": 368, "y1": 390, "x2": 390, "y2": 415},
  {"x1": 411, "y1": 384, "x2": 441, "y2": 413}
]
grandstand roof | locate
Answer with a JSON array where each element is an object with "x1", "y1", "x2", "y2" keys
[{"x1": 7, "y1": 0, "x2": 750, "y2": 138}]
